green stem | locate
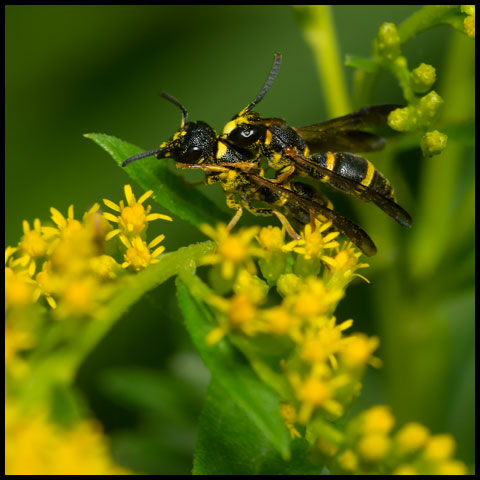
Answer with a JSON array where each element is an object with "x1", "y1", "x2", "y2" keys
[
  {"x1": 24, "y1": 240, "x2": 216, "y2": 400},
  {"x1": 293, "y1": 5, "x2": 351, "y2": 116},
  {"x1": 408, "y1": 31, "x2": 474, "y2": 279},
  {"x1": 398, "y1": 5, "x2": 464, "y2": 44}
]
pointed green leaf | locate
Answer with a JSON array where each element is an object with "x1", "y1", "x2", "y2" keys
[
  {"x1": 193, "y1": 379, "x2": 323, "y2": 475},
  {"x1": 176, "y1": 274, "x2": 291, "y2": 459},
  {"x1": 84, "y1": 133, "x2": 229, "y2": 227}
]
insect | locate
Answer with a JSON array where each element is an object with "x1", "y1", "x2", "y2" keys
[
  {"x1": 121, "y1": 55, "x2": 411, "y2": 256},
  {"x1": 221, "y1": 53, "x2": 412, "y2": 230}
]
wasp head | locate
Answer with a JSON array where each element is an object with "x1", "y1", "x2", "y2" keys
[{"x1": 122, "y1": 93, "x2": 217, "y2": 167}]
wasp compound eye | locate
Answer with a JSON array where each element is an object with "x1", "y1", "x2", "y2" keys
[
  {"x1": 228, "y1": 125, "x2": 263, "y2": 148},
  {"x1": 182, "y1": 145, "x2": 203, "y2": 164}
]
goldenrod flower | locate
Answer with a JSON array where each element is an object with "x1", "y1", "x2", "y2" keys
[
  {"x1": 207, "y1": 292, "x2": 260, "y2": 337},
  {"x1": 340, "y1": 333, "x2": 380, "y2": 368},
  {"x1": 462, "y1": 5, "x2": 475, "y2": 38},
  {"x1": 233, "y1": 269, "x2": 269, "y2": 303},
  {"x1": 257, "y1": 225, "x2": 285, "y2": 254},
  {"x1": 201, "y1": 224, "x2": 263, "y2": 279},
  {"x1": 300, "y1": 317, "x2": 353, "y2": 367},
  {"x1": 284, "y1": 276, "x2": 344, "y2": 318},
  {"x1": 12, "y1": 219, "x2": 50, "y2": 276},
  {"x1": 49, "y1": 204, "x2": 96, "y2": 237},
  {"x1": 392, "y1": 464, "x2": 419, "y2": 475},
  {"x1": 436, "y1": 460, "x2": 469, "y2": 475},
  {"x1": 5, "y1": 401, "x2": 130, "y2": 475},
  {"x1": 294, "y1": 372, "x2": 344, "y2": 423},
  {"x1": 337, "y1": 449, "x2": 358, "y2": 472},
  {"x1": 422, "y1": 433, "x2": 456, "y2": 462},
  {"x1": 362, "y1": 405, "x2": 395, "y2": 435},
  {"x1": 119, "y1": 234, "x2": 166, "y2": 271},
  {"x1": 325, "y1": 242, "x2": 370, "y2": 289},
  {"x1": 395, "y1": 422, "x2": 430, "y2": 452},
  {"x1": 103, "y1": 184, "x2": 172, "y2": 240},
  {"x1": 33, "y1": 261, "x2": 58, "y2": 309},
  {"x1": 357, "y1": 432, "x2": 391, "y2": 462},
  {"x1": 261, "y1": 305, "x2": 298, "y2": 336},
  {"x1": 5, "y1": 267, "x2": 35, "y2": 309},
  {"x1": 89, "y1": 255, "x2": 121, "y2": 280},
  {"x1": 283, "y1": 221, "x2": 339, "y2": 263},
  {"x1": 61, "y1": 277, "x2": 98, "y2": 315}
]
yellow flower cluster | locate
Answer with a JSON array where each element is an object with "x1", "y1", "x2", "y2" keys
[
  {"x1": 201, "y1": 221, "x2": 375, "y2": 430},
  {"x1": 200, "y1": 221, "x2": 468, "y2": 474},
  {"x1": 5, "y1": 185, "x2": 171, "y2": 315},
  {"x1": 5, "y1": 397, "x2": 130, "y2": 475},
  {"x1": 5, "y1": 185, "x2": 171, "y2": 474},
  {"x1": 334, "y1": 406, "x2": 468, "y2": 475}
]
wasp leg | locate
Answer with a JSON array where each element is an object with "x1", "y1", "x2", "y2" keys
[
  {"x1": 273, "y1": 211, "x2": 301, "y2": 239},
  {"x1": 271, "y1": 165, "x2": 296, "y2": 184},
  {"x1": 243, "y1": 199, "x2": 301, "y2": 240},
  {"x1": 227, "y1": 206, "x2": 244, "y2": 232},
  {"x1": 176, "y1": 163, "x2": 229, "y2": 173},
  {"x1": 216, "y1": 162, "x2": 259, "y2": 171}
]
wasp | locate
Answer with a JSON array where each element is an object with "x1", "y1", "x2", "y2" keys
[
  {"x1": 121, "y1": 55, "x2": 411, "y2": 256},
  {"x1": 220, "y1": 53, "x2": 412, "y2": 230}
]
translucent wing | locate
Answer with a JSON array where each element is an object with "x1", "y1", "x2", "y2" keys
[{"x1": 248, "y1": 173, "x2": 378, "y2": 257}]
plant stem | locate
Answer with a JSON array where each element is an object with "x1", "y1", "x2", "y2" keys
[{"x1": 293, "y1": 5, "x2": 351, "y2": 117}]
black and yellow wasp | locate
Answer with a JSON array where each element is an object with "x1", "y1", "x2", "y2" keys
[
  {"x1": 122, "y1": 54, "x2": 411, "y2": 256},
  {"x1": 221, "y1": 54, "x2": 412, "y2": 231}
]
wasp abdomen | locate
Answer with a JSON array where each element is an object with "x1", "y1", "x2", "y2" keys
[{"x1": 310, "y1": 152, "x2": 395, "y2": 200}]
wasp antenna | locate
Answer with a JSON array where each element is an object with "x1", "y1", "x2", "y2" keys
[
  {"x1": 243, "y1": 53, "x2": 282, "y2": 114},
  {"x1": 122, "y1": 147, "x2": 167, "y2": 167},
  {"x1": 161, "y1": 91, "x2": 188, "y2": 128}
]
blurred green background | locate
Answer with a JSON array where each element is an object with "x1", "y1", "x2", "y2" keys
[{"x1": 6, "y1": 5, "x2": 474, "y2": 474}]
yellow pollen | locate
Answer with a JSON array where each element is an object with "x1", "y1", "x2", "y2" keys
[
  {"x1": 218, "y1": 236, "x2": 247, "y2": 261},
  {"x1": 121, "y1": 203, "x2": 146, "y2": 232},
  {"x1": 358, "y1": 433, "x2": 391, "y2": 462},
  {"x1": 299, "y1": 378, "x2": 331, "y2": 406},
  {"x1": 63, "y1": 279, "x2": 94, "y2": 311},
  {"x1": 20, "y1": 231, "x2": 46, "y2": 257},
  {"x1": 396, "y1": 422, "x2": 430, "y2": 452}
]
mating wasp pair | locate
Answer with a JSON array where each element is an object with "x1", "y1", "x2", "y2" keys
[{"x1": 122, "y1": 54, "x2": 412, "y2": 256}]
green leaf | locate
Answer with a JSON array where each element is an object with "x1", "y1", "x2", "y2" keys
[
  {"x1": 176, "y1": 274, "x2": 291, "y2": 460},
  {"x1": 26, "y1": 241, "x2": 215, "y2": 389},
  {"x1": 193, "y1": 379, "x2": 323, "y2": 475},
  {"x1": 101, "y1": 366, "x2": 208, "y2": 475},
  {"x1": 84, "y1": 133, "x2": 229, "y2": 227}
]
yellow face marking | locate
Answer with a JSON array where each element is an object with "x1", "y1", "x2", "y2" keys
[
  {"x1": 172, "y1": 130, "x2": 186, "y2": 141},
  {"x1": 265, "y1": 129, "x2": 273, "y2": 146},
  {"x1": 326, "y1": 152, "x2": 336, "y2": 172},
  {"x1": 216, "y1": 140, "x2": 228, "y2": 160},
  {"x1": 360, "y1": 159, "x2": 375, "y2": 187},
  {"x1": 221, "y1": 116, "x2": 248, "y2": 136}
]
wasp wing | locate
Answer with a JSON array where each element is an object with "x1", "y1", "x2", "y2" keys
[
  {"x1": 295, "y1": 104, "x2": 401, "y2": 154},
  {"x1": 289, "y1": 153, "x2": 412, "y2": 228},
  {"x1": 248, "y1": 173, "x2": 377, "y2": 257}
]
